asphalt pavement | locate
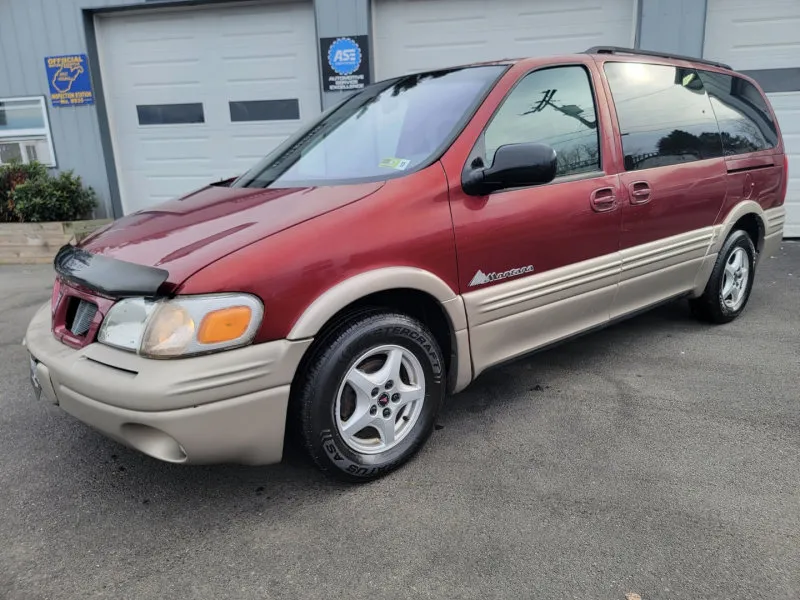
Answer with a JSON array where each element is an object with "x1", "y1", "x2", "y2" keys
[{"x1": 1, "y1": 242, "x2": 798, "y2": 600}]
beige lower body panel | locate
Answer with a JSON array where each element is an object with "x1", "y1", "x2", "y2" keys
[
  {"x1": 762, "y1": 230, "x2": 783, "y2": 260},
  {"x1": 469, "y1": 285, "x2": 616, "y2": 378},
  {"x1": 613, "y1": 257, "x2": 705, "y2": 319},
  {"x1": 58, "y1": 381, "x2": 290, "y2": 465},
  {"x1": 764, "y1": 206, "x2": 786, "y2": 241},
  {"x1": 463, "y1": 228, "x2": 722, "y2": 379},
  {"x1": 690, "y1": 253, "x2": 718, "y2": 297},
  {"x1": 25, "y1": 303, "x2": 311, "y2": 413},
  {"x1": 452, "y1": 329, "x2": 472, "y2": 393},
  {"x1": 613, "y1": 228, "x2": 713, "y2": 317},
  {"x1": 25, "y1": 303, "x2": 309, "y2": 466}
]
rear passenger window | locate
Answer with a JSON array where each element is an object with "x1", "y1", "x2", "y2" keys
[
  {"x1": 697, "y1": 71, "x2": 778, "y2": 155},
  {"x1": 483, "y1": 66, "x2": 600, "y2": 178},
  {"x1": 604, "y1": 62, "x2": 722, "y2": 171}
]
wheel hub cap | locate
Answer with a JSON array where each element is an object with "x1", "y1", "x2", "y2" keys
[
  {"x1": 721, "y1": 247, "x2": 750, "y2": 311},
  {"x1": 334, "y1": 344, "x2": 426, "y2": 455}
]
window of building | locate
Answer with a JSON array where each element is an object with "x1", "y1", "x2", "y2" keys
[
  {"x1": 136, "y1": 103, "x2": 205, "y2": 126},
  {"x1": 229, "y1": 99, "x2": 300, "y2": 122},
  {"x1": 603, "y1": 62, "x2": 723, "y2": 171},
  {"x1": 0, "y1": 96, "x2": 56, "y2": 167},
  {"x1": 697, "y1": 70, "x2": 778, "y2": 156},
  {"x1": 482, "y1": 66, "x2": 601, "y2": 178}
]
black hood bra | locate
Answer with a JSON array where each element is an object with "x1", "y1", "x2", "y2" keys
[{"x1": 54, "y1": 245, "x2": 169, "y2": 298}]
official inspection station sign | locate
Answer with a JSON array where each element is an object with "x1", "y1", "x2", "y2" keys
[
  {"x1": 45, "y1": 54, "x2": 94, "y2": 107},
  {"x1": 319, "y1": 36, "x2": 371, "y2": 92}
]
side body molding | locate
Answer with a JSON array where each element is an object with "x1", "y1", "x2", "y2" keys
[{"x1": 287, "y1": 267, "x2": 473, "y2": 393}]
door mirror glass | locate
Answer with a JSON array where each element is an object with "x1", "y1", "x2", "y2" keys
[{"x1": 463, "y1": 142, "x2": 557, "y2": 195}]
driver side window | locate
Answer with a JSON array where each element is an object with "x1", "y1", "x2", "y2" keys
[{"x1": 484, "y1": 65, "x2": 601, "y2": 178}]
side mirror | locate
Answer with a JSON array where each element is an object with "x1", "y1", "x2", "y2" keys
[{"x1": 462, "y1": 143, "x2": 558, "y2": 196}]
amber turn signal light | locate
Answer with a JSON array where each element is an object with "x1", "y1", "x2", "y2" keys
[{"x1": 197, "y1": 306, "x2": 252, "y2": 344}]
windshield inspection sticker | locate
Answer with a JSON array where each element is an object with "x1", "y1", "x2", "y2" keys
[{"x1": 379, "y1": 157, "x2": 411, "y2": 170}]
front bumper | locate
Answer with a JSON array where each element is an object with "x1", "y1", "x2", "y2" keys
[{"x1": 24, "y1": 303, "x2": 311, "y2": 465}]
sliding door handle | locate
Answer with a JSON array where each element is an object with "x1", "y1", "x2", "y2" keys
[{"x1": 629, "y1": 181, "x2": 652, "y2": 205}]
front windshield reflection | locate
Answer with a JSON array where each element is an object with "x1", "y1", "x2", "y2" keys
[{"x1": 233, "y1": 66, "x2": 506, "y2": 188}]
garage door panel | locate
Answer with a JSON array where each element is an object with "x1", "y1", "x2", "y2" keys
[
  {"x1": 216, "y1": 3, "x2": 304, "y2": 33},
  {"x1": 221, "y1": 61, "x2": 304, "y2": 85},
  {"x1": 123, "y1": 40, "x2": 204, "y2": 58},
  {"x1": 120, "y1": 69, "x2": 207, "y2": 93},
  {"x1": 705, "y1": 0, "x2": 800, "y2": 236},
  {"x1": 705, "y1": 0, "x2": 800, "y2": 69},
  {"x1": 98, "y1": 1, "x2": 319, "y2": 214},
  {"x1": 770, "y1": 95, "x2": 800, "y2": 236},
  {"x1": 139, "y1": 141, "x2": 214, "y2": 164},
  {"x1": 144, "y1": 174, "x2": 215, "y2": 196},
  {"x1": 373, "y1": 0, "x2": 634, "y2": 78}
]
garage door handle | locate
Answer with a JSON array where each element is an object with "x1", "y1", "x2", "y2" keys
[{"x1": 629, "y1": 181, "x2": 652, "y2": 205}]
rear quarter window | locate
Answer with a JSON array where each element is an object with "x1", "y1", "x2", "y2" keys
[
  {"x1": 603, "y1": 62, "x2": 723, "y2": 171},
  {"x1": 696, "y1": 71, "x2": 778, "y2": 155}
]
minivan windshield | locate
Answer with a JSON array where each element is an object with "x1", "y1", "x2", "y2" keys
[{"x1": 233, "y1": 65, "x2": 506, "y2": 189}]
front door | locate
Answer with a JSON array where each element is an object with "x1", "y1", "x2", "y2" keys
[
  {"x1": 445, "y1": 63, "x2": 623, "y2": 375},
  {"x1": 600, "y1": 61, "x2": 729, "y2": 318}
]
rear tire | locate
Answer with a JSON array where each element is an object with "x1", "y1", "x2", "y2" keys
[
  {"x1": 689, "y1": 229, "x2": 756, "y2": 324},
  {"x1": 296, "y1": 311, "x2": 445, "y2": 482}
]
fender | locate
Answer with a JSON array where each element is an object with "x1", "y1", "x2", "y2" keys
[
  {"x1": 691, "y1": 201, "x2": 784, "y2": 297},
  {"x1": 709, "y1": 200, "x2": 767, "y2": 255},
  {"x1": 288, "y1": 267, "x2": 473, "y2": 393}
]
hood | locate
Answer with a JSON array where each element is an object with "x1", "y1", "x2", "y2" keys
[{"x1": 79, "y1": 181, "x2": 384, "y2": 290}]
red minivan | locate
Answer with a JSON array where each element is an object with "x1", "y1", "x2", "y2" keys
[{"x1": 25, "y1": 47, "x2": 787, "y2": 480}]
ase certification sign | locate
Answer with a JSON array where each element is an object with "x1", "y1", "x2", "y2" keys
[{"x1": 319, "y1": 36, "x2": 371, "y2": 92}]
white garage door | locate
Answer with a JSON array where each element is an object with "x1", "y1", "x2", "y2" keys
[
  {"x1": 372, "y1": 0, "x2": 636, "y2": 78},
  {"x1": 704, "y1": 0, "x2": 800, "y2": 237},
  {"x1": 96, "y1": 1, "x2": 320, "y2": 214}
]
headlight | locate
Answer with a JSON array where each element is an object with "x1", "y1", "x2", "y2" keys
[{"x1": 97, "y1": 294, "x2": 264, "y2": 358}]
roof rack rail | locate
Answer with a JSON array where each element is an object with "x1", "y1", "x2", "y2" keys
[{"x1": 584, "y1": 46, "x2": 732, "y2": 71}]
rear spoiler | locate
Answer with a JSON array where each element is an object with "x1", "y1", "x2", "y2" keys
[{"x1": 54, "y1": 245, "x2": 169, "y2": 297}]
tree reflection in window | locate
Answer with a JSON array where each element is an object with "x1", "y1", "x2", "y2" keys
[
  {"x1": 697, "y1": 70, "x2": 777, "y2": 156},
  {"x1": 605, "y1": 62, "x2": 723, "y2": 171}
]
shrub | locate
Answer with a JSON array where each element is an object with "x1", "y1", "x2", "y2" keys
[
  {"x1": 10, "y1": 168, "x2": 97, "y2": 223},
  {"x1": 0, "y1": 161, "x2": 48, "y2": 222}
]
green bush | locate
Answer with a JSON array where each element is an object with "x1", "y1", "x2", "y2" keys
[
  {"x1": 0, "y1": 161, "x2": 48, "y2": 222},
  {"x1": 0, "y1": 162, "x2": 97, "y2": 223}
]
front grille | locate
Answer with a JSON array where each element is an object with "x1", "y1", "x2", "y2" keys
[{"x1": 68, "y1": 299, "x2": 98, "y2": 336}]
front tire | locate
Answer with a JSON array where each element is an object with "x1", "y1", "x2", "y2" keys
[
  {"x1": 297, "y1": 311, "x2": 445, "y2": 482},
  {"x1": 690, "y1": 229, "x2": 756, "y2": 324}
]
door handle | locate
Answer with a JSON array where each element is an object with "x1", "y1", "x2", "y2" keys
[
  {"x1": 629, "y1": 181, "x2": 652, "y2": 205},
  {"x1": 590, "y1": 187, "x2": 617, "y2": 212}
]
